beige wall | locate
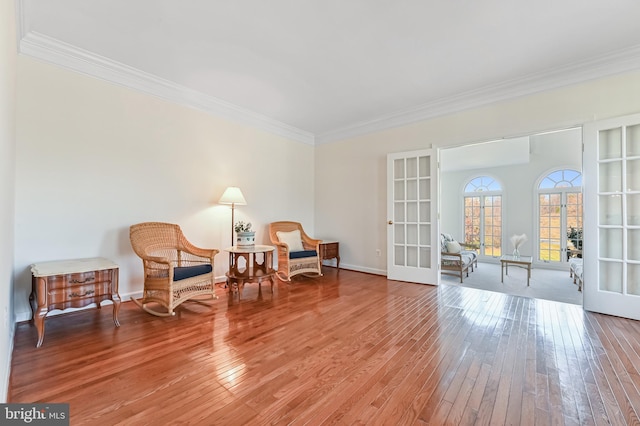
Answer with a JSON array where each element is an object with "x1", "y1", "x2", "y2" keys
[
  {"x1": 0, "y1": 0, "x2": 16, "y2": 402},
  {"x1": 14, "y1": 57, "x2": 315, "y2": 321},
  {"x1": 314, "y1": 71, "x2": 640, "y2": 275}
]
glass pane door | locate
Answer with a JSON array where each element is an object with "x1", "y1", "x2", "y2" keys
[
  {"x1": 464, "y1": 196, "x2": 480, "y2": 248},
  {"x1": 539, "y1": 193, "x2": 562, "y2": 262},
  {"x1": 387, "y1": 149, "x2": 437, "y2": 284},
  {"x1": 567, "y1": 192, "x2": 583, "y2": 257},
  {"x1": 584, "y1": 113, "x2": 640, "y2": 320},
  {"x1": 464, "y1": 194, "x2": 501, "y2": 257},
  {"x1": 538, "y1": 190, "x2": 582, "y2": 263},
  {"x1": 484, "y1": 195, "x2": 502, "y2": 257}
]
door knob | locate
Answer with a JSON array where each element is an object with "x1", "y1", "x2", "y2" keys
[{"x1": 388, "y1": 220, "x2": 393, "y2": 225}]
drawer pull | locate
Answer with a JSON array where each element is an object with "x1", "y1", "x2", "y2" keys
[
  {"x1": 69, "y1": 290, "x2": 95, "y2": 298},
  {"x1": 69, "y1": 277, "x2": 95, "y2": 284}
]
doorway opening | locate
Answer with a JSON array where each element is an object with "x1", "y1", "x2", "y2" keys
[{"x1": 438, "y1": 127, "x2": 583, "y2": 305}]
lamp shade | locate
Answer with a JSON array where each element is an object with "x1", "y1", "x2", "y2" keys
[{"x1": 218, "y1": 186, "x2": 247, "y2": 205}]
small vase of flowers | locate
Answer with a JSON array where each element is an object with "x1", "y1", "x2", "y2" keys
[
  {"x1": 235, "y1": 221, "x2": 255, "y2": 247},
  {"x1": 510, "y1": 233, "x2": 527, "y2": 258}
]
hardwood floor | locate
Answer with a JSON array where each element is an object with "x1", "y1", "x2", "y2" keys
[{"x1": 9, "y1": 268, "x2": 640, "y2": 425}]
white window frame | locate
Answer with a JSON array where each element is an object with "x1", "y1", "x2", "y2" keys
[
  {"x1": 463, "y1": 175, "x2": 504, "y2": 259},
  {"x1": 535, "y1": 168, "x2": 583, "y2": 266}
]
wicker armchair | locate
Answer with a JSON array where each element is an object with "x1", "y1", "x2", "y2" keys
[
  {"x1": 268, "y1": 221, "x2": 323, "y2": 281},
  {"x1": 129, "y1": 222, "x2": 219, "y2": 316}
]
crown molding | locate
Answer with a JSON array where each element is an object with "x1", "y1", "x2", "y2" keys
[
  {"x1": 18, "y1": 31, "x2": 316, "y2": 145},
  {"x1": 315, "y1": 44, "x2": 640, "y2": 144},
  {"x1": 17, "y1": 26, "x2": 640, "y2": 147}
]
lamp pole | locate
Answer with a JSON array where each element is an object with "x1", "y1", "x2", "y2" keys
[
  {"x1": 230, "y1": 202, "x2": 235, "y2": 246},
  {"x1": 218, "y1": 186, "x2": 247, "y2": 248}
]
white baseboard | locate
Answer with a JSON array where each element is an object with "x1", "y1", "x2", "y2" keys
[{"x1": 336, "y1": 263, "x2": 386, "y2": 276}]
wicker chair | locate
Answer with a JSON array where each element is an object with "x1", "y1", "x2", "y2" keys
[
  {"x1": 268, "y1": 221, "x2": 323, "y2": 281},
  {"x1": 129, "y1": 222, "x2": 219, "y2": 316}
]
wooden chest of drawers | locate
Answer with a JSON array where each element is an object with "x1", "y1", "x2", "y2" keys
[
  {"x1": 30, "y1": 257, "x2": 121, "y2": 347},
  {"x1": 319, "y1": 241, "x2": 340, "y2": 270}
]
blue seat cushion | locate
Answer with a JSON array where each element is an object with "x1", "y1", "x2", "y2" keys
[
  {"x1": 289, "y1": 250, "x2": 317, "y2": 259},
  {"x1": 174, "y1": 264, "x2": 212, "y2": 281}
]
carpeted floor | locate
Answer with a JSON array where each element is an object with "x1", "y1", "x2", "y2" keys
[{"x1": 440, "y1": 261, "x2": 583, "y2": 305}]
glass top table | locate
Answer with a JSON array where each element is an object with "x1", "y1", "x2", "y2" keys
[{"x1": 500, "y1": 255, "x2": 533, "y2": 286}]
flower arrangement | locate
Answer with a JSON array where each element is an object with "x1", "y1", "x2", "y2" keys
[
  {"x1": 510, "y1": 233, "x2": 527, "y2": 257},
  {"x1": 234, "y1": 221, "x2": 252, "y2": 233}
]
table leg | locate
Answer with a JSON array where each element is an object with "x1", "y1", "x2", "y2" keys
[
  {"x1": 29, "y1": 276, "x2": 36, "y2": 321},
  {"x1": 238, "y1": 281, "x2": 244, "y2": 299},
  {"x1": 111, "y1": 268, "x2": 121, "y2": 326},
  {"x1": 527, "y1": 265, "x2": 531, "y2": 286},
  {"x1": 34, "y1": 310, "x2": 46, "y2": 348},
  {"x1": 501, "y1": 262, "x2": 504, "y2": 283},
  {"x1": 34, "y1": 277, "x2": 47, "y2": 348},
  {"x1": 112, "y1": 295, "x2": 122, "y2": 327}
]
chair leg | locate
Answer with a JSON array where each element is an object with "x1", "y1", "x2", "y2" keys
[
  {"x1": 131, "y1": 296, "x2": 175, "y2": 317},
  {"x1": 275, "y1": 271, "x2": 290, "y2": 282}
]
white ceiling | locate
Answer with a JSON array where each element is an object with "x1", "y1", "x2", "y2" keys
[{"x1": 17, "y1": 0, "x2": 640, "y2": 144}]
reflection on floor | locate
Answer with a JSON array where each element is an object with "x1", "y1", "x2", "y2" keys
[{"x1": 440, "y1": 261, "x2": 583, "y2": 305}]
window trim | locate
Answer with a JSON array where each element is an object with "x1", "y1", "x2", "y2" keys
[
  {"x1": 535, "y1": 167, "x2": 583, "y2": 265},
  {"x1": 462, "y1": 175, "x2": 504, "y2": 259}
]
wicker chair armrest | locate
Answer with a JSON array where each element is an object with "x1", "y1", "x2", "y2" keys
[
  {"x1": 141, "y1": 256, "x2": 173, "y2": 279},
  {"x1": 179, "y1": 238, "x2": 219, "y2": 260},
  {"x1": 182, "y1": 246, "x2": 219, "y2": 261},
  {"x1": 141, "y1": 255, "x2": 171, "y2": 265},
  {"x1": 272, "y1": 241, "x2": 291, "y2": 254},
  {"x1": 302, "y1": 236, "x2": 322, "y2": 251},
  {"x1": 272, "y1": 241, "x2": 289, "y2": 257}
]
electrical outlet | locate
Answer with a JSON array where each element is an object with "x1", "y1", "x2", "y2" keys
[{"x1": 376, "y1": 249, "x2": 381, "y2": 257}]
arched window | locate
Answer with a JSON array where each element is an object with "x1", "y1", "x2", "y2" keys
[
  {"x1": 539, "y1": 169, "x2": 582, "y2": 189},
  {"x1": 464, "y1": 176, "x2": 503, "y2": 257},
  {"x1": 537, "y1": 169, "x2": 582, "y2": 263},
  {"x1": 464, "y1": 176, "x2": 502, "y2": 192}
]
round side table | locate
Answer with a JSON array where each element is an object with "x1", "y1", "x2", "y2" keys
[{"x1": 224, "y1": 245, "x2": 276, "y2": 299}]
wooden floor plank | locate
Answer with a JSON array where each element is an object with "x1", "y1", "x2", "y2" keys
[{"x1": 8, "y1": 268, "x2": 640, "y2": 425}]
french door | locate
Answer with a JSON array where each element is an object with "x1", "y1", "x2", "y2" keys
[
  {"x1": 386, "y1": 149, "x2": 438, "y2": 284},
  {"x1": 464, "y1": 194, "x2": 502, "y2": 257},
  {"x1": 538, "y1": 190, "x2": 582, "y2": 263},
  {"x1": 584, "y1": 113, "x2": 640, "y2": 320}
]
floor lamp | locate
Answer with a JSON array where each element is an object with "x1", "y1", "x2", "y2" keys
[{"x1": 218, "y1": 186, "x2": 247, "y2": 246}]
